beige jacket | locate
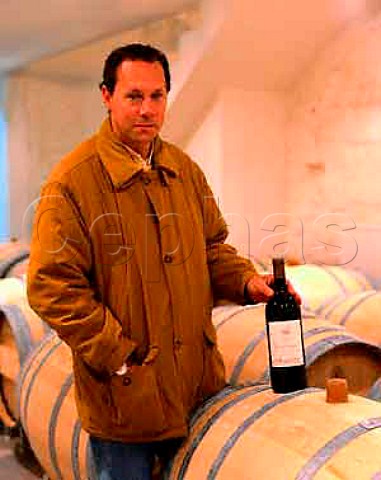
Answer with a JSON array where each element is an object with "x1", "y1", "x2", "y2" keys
[{"x1": 27, "y1": 119, "x2": 256, "y2": 442}]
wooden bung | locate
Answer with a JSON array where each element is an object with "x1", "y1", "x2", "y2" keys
[{"x1": 326, "y1": 377, "x2": 349, "y2": 403}]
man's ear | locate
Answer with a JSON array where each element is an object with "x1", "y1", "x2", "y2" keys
[{"x1": 101, "y1": 85, "x2": 112, "y2": 110}]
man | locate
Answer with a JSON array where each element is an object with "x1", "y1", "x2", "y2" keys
[{"x1": 27, "y1": 44, "x2": 300, "y2": 480}]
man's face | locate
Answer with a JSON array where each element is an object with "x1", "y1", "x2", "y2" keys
[{"x1": 101, "y1": 60, "x2": 168, "y2": 155}]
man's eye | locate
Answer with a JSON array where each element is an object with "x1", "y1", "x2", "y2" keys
[
  {"x1": 127, "y1": 93, "x2": 143, "y2": 101},
  {"x1": 152, "y1": 92, "x2": 164, "y2": 100}
]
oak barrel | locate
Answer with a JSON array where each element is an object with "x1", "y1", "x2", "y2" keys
[
  {"x1": 18, "y1": 333, "x2": 95, "y2": 480},
  {"x1": 367, "y1": 377, "x2": 381, "y2": 402},
  {"x1": 0, "y1": 241, "x2": 29, "y2": 279},
  {"x1": 320, "y1": 290, "x2": 381, "y2": 346},
  {"x1": 0, "y1": 277, "x2": 26, "y2": 304},
  {"x1": 0, "y1": 284, "x2": 50, "y2": 427},
  {"x1": 212, "y1": 304, "x2": 381, "y2": 394},
  {"x1": 285, "y1": 264, "x2": 371, "y2": 315},
  {"x1": 168, "y1": 385, "x2": 381, "y2": 479},
  {"x1": 6, "y1": 257, "x2": 29, "y2": 280}
]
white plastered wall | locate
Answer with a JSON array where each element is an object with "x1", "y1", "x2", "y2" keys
[
  {"x1": 286, "y1": 15, "x2": 381, "y2": 280},
  {"x1": 186, "y1": 87, "x2": 287, "y2": 263},
  {"x1": 7, "y1": 73, "x2": 104, "y2": 239}
]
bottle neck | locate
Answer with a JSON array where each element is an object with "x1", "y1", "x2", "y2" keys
[
  {"x1": 272, "y1": 258, "x2": 287, "y2": 292},
  {"x1": 273, "y1": 277, "x2": 287, "y2": 292}
]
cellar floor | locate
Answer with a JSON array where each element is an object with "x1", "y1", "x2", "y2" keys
[{"x1": 0, "y1": 430, "x2": 43, "y2": 480}]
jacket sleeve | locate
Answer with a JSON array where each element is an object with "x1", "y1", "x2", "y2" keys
[
  {"x1": 27, "y1": 180, "x2": 137, "y2": 375},
  {"x1": 192, "y1": 163, "x2": 257, "y2": 303}
]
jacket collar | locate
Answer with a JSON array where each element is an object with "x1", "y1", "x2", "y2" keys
[{"x1": 96, "y1": 118, "x2": 179, "y2": 188}]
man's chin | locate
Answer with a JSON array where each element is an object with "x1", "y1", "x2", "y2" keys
[
  {"x1": 122, "y1": 132, "x2": 157, "y2": 148},
  {"x1": 134, "y1": 131, "x2": 157, "y2": 142}
]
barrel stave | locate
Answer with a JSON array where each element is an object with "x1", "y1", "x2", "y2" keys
[
  {"x1": 169, "y1": 386, "x2": 381, "y2": 479},
  {"x1": 19, "y1": 333, "x2": 92, "y2": 480}
]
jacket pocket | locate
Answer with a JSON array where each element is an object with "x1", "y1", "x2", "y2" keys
[
  {"x1": 200, "y1": 321, "x2": 226, "y2": 401},
  {"x1": 109, "y1": 364, "x2": 166, "y2": 435}
]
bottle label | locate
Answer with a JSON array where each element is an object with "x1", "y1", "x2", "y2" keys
[{"x1": 268, "y1": 319, "x2": 305, "y2": 367}]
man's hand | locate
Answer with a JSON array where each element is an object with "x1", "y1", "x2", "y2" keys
[{"x1": 245, "y1": 274, "x2": 302, "y2": 305}]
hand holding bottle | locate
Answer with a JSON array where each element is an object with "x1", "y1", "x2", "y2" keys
[{"x1": 245, "y1": 273, "x2": 302, "y2": 305}]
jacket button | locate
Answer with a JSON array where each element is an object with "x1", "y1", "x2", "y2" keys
[
  {"x1": 163, "y1": 254, "x2": 173, "y2": 263},
  {"x1": 143, "y1": 177, "x2": 151, "y2": 186},
  {"x1": 122, "y1": 376, "x2": 132, "y2": 386},
  {"x1": 174, "y1": 339, "x2": 182, "y2": 350}
]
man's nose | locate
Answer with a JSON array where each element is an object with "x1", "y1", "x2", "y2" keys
[{"x1": 139, "y1": 98, "x2": 154, "y2": 116}]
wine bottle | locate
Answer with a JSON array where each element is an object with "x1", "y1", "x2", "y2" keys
[{"x1": 265, "y1": 257, "x2": 307, "y2": 393}]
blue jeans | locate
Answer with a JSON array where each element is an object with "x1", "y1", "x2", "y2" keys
[{"x1": 89, "y1": 436, "x2": 182, "y2": 480}]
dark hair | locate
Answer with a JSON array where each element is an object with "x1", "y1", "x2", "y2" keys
[{"x1": 99, "y1": 43, "x2": 171, "y2": 94}]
